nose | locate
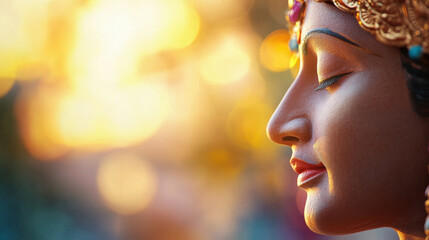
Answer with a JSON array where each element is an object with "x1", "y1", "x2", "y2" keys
[
  {"x1": 267, "y1": 84, "x2": 312, "y2": 146},
  {"x1": 267, "y1": 115, "x2": 312, "y2": 146}
]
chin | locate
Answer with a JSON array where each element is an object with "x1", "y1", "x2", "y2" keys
[
  {"x1": 303, "y1": 192, "x2": 380, "y2": 235},
  {"x1": 304, "y1": 209, "x2": 375, "y2": 235},
  {"x1": 304, "y1": 203, "x2": 341, "y2": 235}
]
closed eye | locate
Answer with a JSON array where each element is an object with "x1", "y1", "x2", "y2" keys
[{"x1": 314, "y1": 72, "x2": 352, "y2": 91}]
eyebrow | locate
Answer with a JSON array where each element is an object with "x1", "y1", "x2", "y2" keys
[{"x1": 302, "y1": 28, "x2": 375, "y2": 56}]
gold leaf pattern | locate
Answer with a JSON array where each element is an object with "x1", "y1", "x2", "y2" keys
[{"x1": 315, "y1": 0, "x2": 429, "y2": 53}]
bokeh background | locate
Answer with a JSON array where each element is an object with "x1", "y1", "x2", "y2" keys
[{"x1": 0, "y1": 0, "x2": 397, "y2": 239}]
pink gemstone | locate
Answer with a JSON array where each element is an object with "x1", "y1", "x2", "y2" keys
[{"x1": 288, "y1": 1, "x2": 302, "y2": 23}]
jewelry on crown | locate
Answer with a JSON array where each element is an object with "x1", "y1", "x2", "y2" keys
[
  {"x1": 286, "y1": 0, "x2": 429, "y2": 60},
  {"x1": 287, "y1": 0, "x2": 307, "y2": 54}
]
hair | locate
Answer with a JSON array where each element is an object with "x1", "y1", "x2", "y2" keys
[{"x1": 400, "y1": 48, "x2": 429, "y2": 117}]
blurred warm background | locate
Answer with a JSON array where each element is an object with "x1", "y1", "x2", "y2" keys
[{"x1": 0, "y1": 0, "x2": 397, "y2": 239}]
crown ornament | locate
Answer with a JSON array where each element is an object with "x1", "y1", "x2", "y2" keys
[
  {"x1": 287, "y1": 0, "x2": 306, "y2": 53},
  {"x1": 287, "y1": 0, "x2": 429, "y2": 60}
]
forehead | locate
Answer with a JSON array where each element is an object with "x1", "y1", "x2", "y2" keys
[{"x1": 301, "y1": 0, "x2": 386, "y2": 53}]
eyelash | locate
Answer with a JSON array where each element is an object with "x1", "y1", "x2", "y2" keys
[{"x1": 314, "y1": 72, "x2": 352, "y2": 91}]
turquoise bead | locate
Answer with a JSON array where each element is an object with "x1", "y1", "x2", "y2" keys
[
  {"x1": 409, "y1": 45, "x2": 423, "y2": 60},
  {"x1": 289, "y1": 38, "x2": 299, "y2": 52}
]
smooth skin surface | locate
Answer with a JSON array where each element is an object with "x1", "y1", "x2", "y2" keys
[{"x1": 267, "y1": 1, "x2": 429, "y2": 239}]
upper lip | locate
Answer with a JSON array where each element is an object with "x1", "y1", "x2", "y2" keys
[{"x1": 290, "y1": 158, "x2": 325, "y2": 174}]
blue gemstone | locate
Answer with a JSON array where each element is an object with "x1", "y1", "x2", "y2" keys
[
  {"x1": 289, "y1": 38, "x2": 299, "y2": 52},
  {"x1": 409, "y1": 45, "x2": 423, "y2": 60}
]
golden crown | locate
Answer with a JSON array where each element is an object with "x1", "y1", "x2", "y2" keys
[{"x1": 287, "y1": 0, "x2": 429, "y2": 60}]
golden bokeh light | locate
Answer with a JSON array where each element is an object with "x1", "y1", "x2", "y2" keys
[
  {"x1": 191, "y1": 0, "x2": 254, "y2": 21},
  {"x1": 0, "y1": 78, "x2": 15, "y2": 98},
  {"x1": 1, "y1": 0, "x2": 304, "y2": 238},
  {"x1": 70, "y1": 0, "x2": 200, "y2": 76},
  {"x1": 0, "y1": 0, "x2": 50, "y2": 80},
  {"x1": 14, "y1": 0, "x2": 199, "y2": 155},
  {"x1": 68, "y1": 0, "x2": 200, "y2": 96},
  {"x1": 17, "y1": 80, "x2": 170, "y2": 159},
  {"x1": 259, "y1": 29, "x2": 292, "y2": 72},
  {"x1": 16, "y1": 88, "x2": 70, "y2": 161},
  {"x1": 98, "y1": 152, "x2": 157, "y2": 215},
  {"x1": 226, "y1": 97, "x2": 274, "y2": 150},
  {"x1": 56, "y1": 82, "x2": 170, "y2": 149},
  {"x1": 205, "y1": 148, "x2": 243, "y2": 179},
  {"x1": 0, "y1": 49, "x2": 25, "y2": 80},
  {"x1": 162, "y1": 0, "x2": 201, "y2": 50},
  {"x1": 200, "y1": 36, "x2": 251, "y2": 85},
  {"x1": 103, "y1": 82, "x2": 170, "y2": 147},
  {"x1": 55, "y1": 94, "x2": 105, "y2": 148}
]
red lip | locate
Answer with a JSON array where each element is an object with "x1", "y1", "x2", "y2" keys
[{"x1": 290, "y1": 158, "x2": 326, "y2": 187}]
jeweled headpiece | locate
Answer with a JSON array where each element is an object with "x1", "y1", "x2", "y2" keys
[{"x1": 287, "y1": 0, "x2": 429, "y2": 60}]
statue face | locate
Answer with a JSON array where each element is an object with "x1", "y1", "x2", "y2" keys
[{"x1": 267, "y1": 0, "x2": 429, "y2": 235}]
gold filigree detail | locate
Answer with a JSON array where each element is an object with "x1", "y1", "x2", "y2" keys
[{"x1": 315, "y1": 0, "x2": 429, "y2": 53}]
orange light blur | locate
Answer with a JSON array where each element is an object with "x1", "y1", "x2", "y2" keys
[
  {"x1": 12, "y1": 0, "x2": 200, "y2": 158},
  {"x1": 55, "y1": 82, "x2": 170, "y2": 149},
  {"x1": 226, "y1": 97, "x2": 275, "y2": 150},
  {"x1": 2, "y1": 0, "x2": 305, "y2": 238},
  {"x1": 2, "y1": 0, "x2": 304, "y2": 239},
  {"x1": 259, "y1": 29, "x2": 292, "y2": 72},
  {"x1": 16, "y1": 87, "x2": 70, "y2": 161}
]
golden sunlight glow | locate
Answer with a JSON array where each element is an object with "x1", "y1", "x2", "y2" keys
[
  {"x1": 206, "y1": 148, "x2": 243, "y2": 178},
  {"x1": 8, "y1": 0, "x2": 202, "y2": 157},
  {"x1": 200, "y1": 36, "x2": 251, "y2": 85},
  {"x1": 0, "y1": 78, "x2": 15, "y2": 98},
  {"x1": 103, "y1": 82, "x2": 170, "y2": 146},
  {"x1": 259, "y1": 29, "x2": 292, "y2": 72},
  {"x1": 162, "y1": 0, "x2": 201, "y2": 50},
  {"x1": 0, "y1": 49, "x2": 24, "y2": 80},
  {"x1": 56, "y1": 0, "x2": 192, "y2": 150},
  {"x1": 226, "y1": 98, "x2": 274, "y2": 150},
  {"x1": 68, "y1": 0, "x2": 200, "y2": 96},
  {"x1": 98, "y1": 152, "x2": 157, "y2": 215},
  {"x1": 0, "y1": 0, "x2": 49, "y2": 80},
  {"x1": 56, "y1": 82, "x2": 170, "y2": 149},
  {"x1": 16, "y1": 88, "x2": 70, "y2": 161},
  {"x1": 55, "y1": 95, "x2": 104, "y2": 148},
  {"x1": 70, "y1": 0, "x2": 200, "y2": 88},
  {"x1": 191, "y1": 0, "x2": 254, "y2": 21}
]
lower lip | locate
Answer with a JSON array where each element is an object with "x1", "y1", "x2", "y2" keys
[{"x1": 297, "y1": 168, "x2": 326, "y2": 187}]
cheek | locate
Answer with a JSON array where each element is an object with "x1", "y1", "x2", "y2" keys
[
  {"x1": 305, "y1": 95, "x2": 384, "y2": 234},
  {"x1": 315, "y1": 72, "x2": 413, "y2": 178},
  {"x1": 305, "y1": 73, "x2": 428, "y2": 233}
]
